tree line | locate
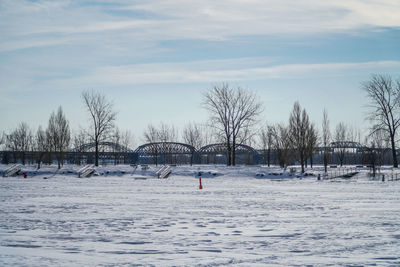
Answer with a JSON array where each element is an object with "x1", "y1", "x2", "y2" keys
[
  {"x1": 1, "y1": 91, "x2": 130, "y2": 169},
  {"x1": 1, "y1": 74, "x2": 399, "y2": 171}
]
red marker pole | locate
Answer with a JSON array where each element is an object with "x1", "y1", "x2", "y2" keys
[{"x1": 199, "y1": 177, "x2": 203, "y2": 190}]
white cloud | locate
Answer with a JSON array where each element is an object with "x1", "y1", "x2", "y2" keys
[
  {"x1": 1, "y1": 0, "x2": 400, "y2": 51},
  {"x1": 119, "y1": 0, "x2": 400, "y2": 36},
  {"x1": 1, "y1": 1, "x2": 399, "y2": 94},
  {"x1": 49, "y1": 59, "x2": 400, "y2": 86}
]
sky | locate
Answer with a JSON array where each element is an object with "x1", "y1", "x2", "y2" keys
[{"x1": 0, "y1": 0, "x2": 400, "y2": 147}]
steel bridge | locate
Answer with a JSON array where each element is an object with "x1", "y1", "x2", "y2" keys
[
  {"x1": 73, "y1": 141, "x2": 134, "y2": 153},
  {"x1": 198, "y1": 143, "x2": 260, "y2": 165},
  {"x1": 329, "y1": 141, "x2": 366, "y2": 151},
  {"x1": 2, "y1": 140, "x2": 394, "y2": 166},
  {"x1": 134, "y1": 142, "x2": 197, "y2": 165}
]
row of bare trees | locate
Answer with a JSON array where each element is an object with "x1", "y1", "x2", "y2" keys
[
  {"x1": 4, "y1": 122, "x2": 33, "y2": 166},
  {"x1": 201, "y1": 75, "x2": 400, "y2": 170},
  {"x1": 256, "y1": 103, "x2": 317, "y2": 172},
  {"x1": 1, "y1": 90, "x2": 133, "y2": 167},
  {"x1": 256, "y1": 108, "x2": 394, "y2": 173},
  {"x1": 141, "y1": 121, "x2": 217, "y2": 165},
  {"x1": 201, "y1": 84, "x2": 319, "y2": 170},
  {"x1": 142, "y1": 123, "x2": 178, "y2": 165},
  {"x1": 1, "y1": 74, "x2": 399, "y2": 169},
  {"x1": 288, "y1": 102, "x2": 318, "y2": 173},
  {"x1": 3, "y1": 107, "x2": 70, "y2": 169},
  {"x1": 138, "y1": 75, "x2": 399, "y2": 170}
]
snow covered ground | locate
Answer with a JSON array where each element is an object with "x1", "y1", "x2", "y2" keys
[{"x1": 1, "y1": 164, "x2": 400, "y2": 266}]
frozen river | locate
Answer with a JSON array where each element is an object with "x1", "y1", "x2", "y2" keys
[{"x1": 1, "y1": 173, "x2": 400, "y2": 266}]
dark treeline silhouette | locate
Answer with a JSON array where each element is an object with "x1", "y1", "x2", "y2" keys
[{"x1": 1, "y1": 75, "x2": 400, "y2": 171}]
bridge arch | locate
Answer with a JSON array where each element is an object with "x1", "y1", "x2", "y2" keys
[
  {"x1": 134, "y1": 142, "x2": 196, "y2": 165},
  {"x1": 198, "y1": 143, "x2": 260, "y2": 165},
  {"x1": 69, "y1": 142, "x2": 134, "y2": 165},
  {"x1": 72, "y1": 141, "x2": 134, "y2": 153}
]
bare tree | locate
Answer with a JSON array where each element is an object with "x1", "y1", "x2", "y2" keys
[
  {"x1": 121, "y1": 130, "x2": 133, "y2": 149},
  {"x1": 110, "y1": 128, "x2": 133, "y2": 164},
  {"x1": 272, "y1": 123, "x2": 292, "y2": 168},
  {"x1": 322, "y1": 109, "x2": 331, "y2": 173},
  {"x1": 258, "y1": 122, "x2": 274, "y2": 166},
  {"x1": 159, "y1": 123, "x2": 178, "y2": 164},
  {"x1": 143, "y1": 124, "x2": 161, "y2": 165},
  {"x1": 120, "y1": 130, "x2": 133, "y2": 164},
  {"x1": 306, "y1": 122, "x2": 318, "y2": 168},
  {"x1": 6, "y1": 122, "x2": 33, "y2": 165},
  {"x1": 236, "y1": 123, "x2": 257, "y2": 147},
  {"x1": 364, "y1": 135, "x2": 379, "y2": 177},
  {"x1": 202, "y1": 125, "x2": 217, "y2": 146},
  {"x1": 82, "y1": 90, "x2": 117, "y2": 166},
  {"x1": 0, "y1": 131, "x2": 4, "y2": 146},
  {"x1": 157, "y1": 123, "x2": 177, "y2": 143},
  {"x1": 334, "y1": 122, "x2": 347, "y2": 166},
  {"x1": 183, "y1": 122, "x2": 203, "y2": 165},
  {"x1": 144, "y1": 123, "x2": 177, "y2": 164},
  {"x1": 373, "y1": 129, "x2": 389, "y2": 166},
  {"x1": 362, "y1": 74, "x2": 400, "y2": 168},
  {"x1": 230, "y1": 87, "x2": 263, "y2": 165},
  {"x1": 158, "y1": 123, "x2": 176, "y2": 162},
  {"x1": 289, "y1": 102, "x2": 310, "y2": 173},
  {"x1": 35, "y1": 126, "x2": 50, "y2": 169},
  {"x1": 5, "y1": 130, "x2": 18, "y2": 163},
  {"x1": 367, "y1": 129, "x2": 388, "y2": 170},
  {"x1": 143, "y1": 122, "x2": 178, "y2": 144},
  {"x1": 144, "y1": 124, "x2": 159, "y2": 143},
  {"x1": 203, "y1": 84, "x2": 232, "y2": 165},
  {"x1": 347, "y1": 126, "x2": 362, "y2": 164},
  {"x1": 112, "y1": 127, "x2": 121, "y2": 165},
  {"x1": 47, "y1": 106, "x2": 71, "y2": 169},
  {"x1": 73, "y1": 129, "x2": 87, "y2": 165},
  {"x1": 183, "y1": 122, "x2": 207, "y2": 149},
  {"x1": 201, "y1": 124, "x2": 217, "y2": 146},
  {"x1": 199, "y1": 124, "x2": 218, "y2": 164},
  {"x1": 203, "y1": 84, "x2": 262, "y2": 166},
  {"x1": 0, "y1": 131, "x2": 6, "y2": 155}
]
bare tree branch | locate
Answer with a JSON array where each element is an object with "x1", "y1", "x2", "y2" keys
[
  {"x1": 82, "y1": 90, "x2": 117, "y2": 166},
  {"x1": 362, "y1": 74, "x2": 400, "y2": 167},
  {"x1": 203, "y1": 84, "x2": 263, "y2": 166}
]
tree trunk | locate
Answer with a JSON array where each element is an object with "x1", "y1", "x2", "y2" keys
[
  {"x1": 300, "y1": 152, "x2": 305, "y2": 173},
  {"x1": 226, "y1": 141, "x2": 232, "y2": 166},
  {"x1": 391, "y1": 134, "x2": 398, "y2": 168},
  {"x1": 37, "y1": 154, "x2": 42, "y2": 170},
  {"x1": 263, "y1": 151, "x2": 267, "y2": 165},
  {"x1": 232, "y1": 138, "x2": 236, "y2": 166},
  {"x1": 57, "y1": 151, "x2": 62, "y2": 169},
  {"x1": 95, "y1": 140, "x2": 99, "y2": 166}
]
